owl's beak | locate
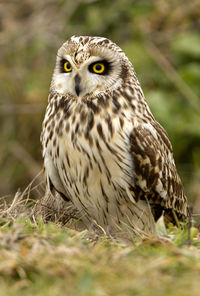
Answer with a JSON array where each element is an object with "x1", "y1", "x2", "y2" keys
[{"x1": 74, "y1": 74, "x2": 81, "y2": 96}]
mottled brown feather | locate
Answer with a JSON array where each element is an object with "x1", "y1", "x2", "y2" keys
[{"x1": 130, "y1": 123, "x2": 189, "y2": 225}]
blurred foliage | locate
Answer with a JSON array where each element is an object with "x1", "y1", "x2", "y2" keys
[{"x1": 0, "y1": 0, "x2": 200, "y2": 211}]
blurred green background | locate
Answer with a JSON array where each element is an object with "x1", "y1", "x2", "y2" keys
[{"x1": 0, "y1": 0, "x2": 200, "y2": 212}]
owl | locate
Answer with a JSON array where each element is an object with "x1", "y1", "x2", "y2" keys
[{"x1": 41, "y1": 36, "x2": 189, "y2": 237}]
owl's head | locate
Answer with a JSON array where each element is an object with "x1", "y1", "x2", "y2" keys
[{"x1": 50, "y1": 36, "x2": 133, "y2": 98}]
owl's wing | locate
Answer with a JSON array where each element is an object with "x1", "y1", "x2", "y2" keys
[
  {"x1": 43, "y1": 153, "x2": 70, "y2": 202},
  {"x1": 130, "y1": 120, "x2": 189, "y2": 225}
]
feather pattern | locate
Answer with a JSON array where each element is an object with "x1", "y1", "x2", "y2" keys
[{"x1": 41, "y1": 36, "x2": 189, "y2": 236}]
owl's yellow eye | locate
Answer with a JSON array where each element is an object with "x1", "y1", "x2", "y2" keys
[
  {"x1": 64, "y1": 61, "x2": 72, "y2": 72},
  {"x1": 92, "y1": 63, "x2": 105, "y2": 74},
  {"x1": 89, "y1": 60, "x2": 109, "y2": 75}
]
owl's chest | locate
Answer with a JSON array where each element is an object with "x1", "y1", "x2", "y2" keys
[
  {"x1": 43, "y1": 105, "x2": 134, "y2": 202},
  {"x1": 65, "y1": 115, "x2": 132, "y2": 182}
]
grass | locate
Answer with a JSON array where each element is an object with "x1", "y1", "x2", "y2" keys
[{"x1": 0, "y1": 191, "x2": 200, "y2": 296}]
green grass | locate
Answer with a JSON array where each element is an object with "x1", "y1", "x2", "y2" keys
[{"x1": 0, "y1": 204, "x2": 200, "y2": 296}]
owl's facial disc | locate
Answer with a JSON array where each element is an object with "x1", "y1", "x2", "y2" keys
[{"x1": 52, "y1": 51, "x2": 123, "y2": 98}]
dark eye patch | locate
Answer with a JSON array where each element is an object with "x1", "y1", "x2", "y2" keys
[
  {"x1": 88, "y1": 60, "x2": 111, "y2": 75},
  {"x1": 60, "y1": 58, "x2": 70, "y2": 73}
]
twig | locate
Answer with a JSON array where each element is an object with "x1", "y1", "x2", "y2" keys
[
  {"x1": 172, "y1": 209, "x2": 180, "y2": 228},
  {"x1": 9, "y1": 141, "x2": 41, "y2": 178},
  {"x1": 2, "y1": 190, "x2": 22, "y2": 215},
  {"x1": 20, "y1": 170, "x2": 43, "y2": 200},
  {"x1": 0, "y1": 104, "x2": 45, "y2": 115},
  {"x1": 186, "y1": 206, "x2": 193, "y2": 246}
]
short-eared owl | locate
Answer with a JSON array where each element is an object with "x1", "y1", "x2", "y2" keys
[{"x1": 41, "y1": 36, "x2": 188, "y2": 236}]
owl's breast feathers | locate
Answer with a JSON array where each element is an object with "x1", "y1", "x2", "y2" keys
[{"x1": 41, "y1": 90, "x2": 189, "y2": 229}]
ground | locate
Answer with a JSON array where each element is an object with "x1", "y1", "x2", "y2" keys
[{"x1": 0, "y1": 194, "x2": 200, "y2": 296}]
